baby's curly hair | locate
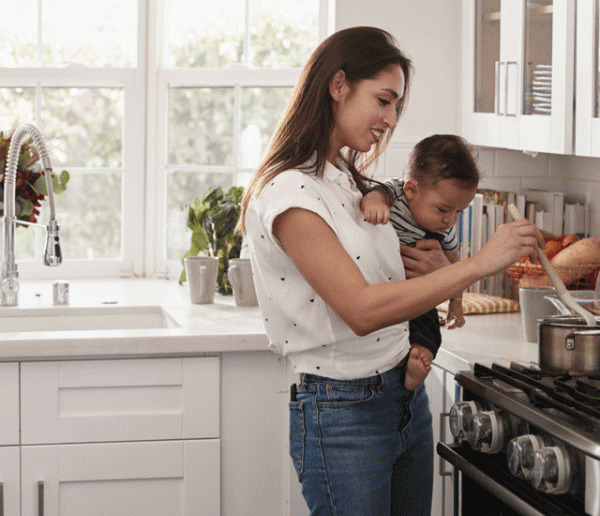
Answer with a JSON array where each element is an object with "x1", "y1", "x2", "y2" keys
[{"x1": 406, "y1": 134, "x2": 480, "y2": 189}]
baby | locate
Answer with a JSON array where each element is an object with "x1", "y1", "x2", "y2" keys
[{"x1": 361, "y1": 134, "x2": 480, "y2": 389}]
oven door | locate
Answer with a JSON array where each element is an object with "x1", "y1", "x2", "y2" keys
[{"x1": 437, "y1": 443, "x2": 586, "y2": 516}]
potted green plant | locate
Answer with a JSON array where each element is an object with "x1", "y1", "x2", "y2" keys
[{"x1": 179, "y1": 186, "x2": 244, "y2": 295}]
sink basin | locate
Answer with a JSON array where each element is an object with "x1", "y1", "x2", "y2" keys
[{"x1": 0, "y1": 305, "x2": 180, "y2": 332}]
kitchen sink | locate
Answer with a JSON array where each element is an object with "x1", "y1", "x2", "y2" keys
[{"x1": 0, "y1": 305, "x2": 181, "y2": 332}]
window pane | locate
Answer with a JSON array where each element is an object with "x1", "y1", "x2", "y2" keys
[
  {"x1": 241, "y1": 87, "x2": 291, "y2": 169},
  {"x1": 14, "y1": 227, "x2": 36, "y2": 259},
  {"x1": 41, "y1": 88, "x2": 123, "y2": 168},
  {"x1": 250, "y1": 0, "x2": 319, "y2": 68},
  {"x1": 42, "y1": 0, "x2": 137, "y2": 67},
  {"x1": 167, "y1": 0, "x2": 245, "y2": 68},
  {"x1": 41, "y1": 172, "x2": 122, "y2": 259},
  {"x1": 169, "y1": 88, "x2": 234, "y2": 166},
  {"x1": 0, "y1": 0, "x2": 38, "y2": 67},
  {"x1": 166, "y1": 0, "x2": 319, "y2": 69},
  {"x1": 166, "y1": 170, "x2": 234, "y2": 260},
  {"x1": 0, "y1": 88, "x2": 36, "y2": 132}
]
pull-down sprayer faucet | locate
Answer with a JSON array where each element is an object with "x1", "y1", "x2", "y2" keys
[{"x1": 2, "y1": 123, "x2": 62, "y2": 306}]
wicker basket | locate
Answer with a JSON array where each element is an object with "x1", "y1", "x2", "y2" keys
[{"x1": 506, "y1": 262, "x2": 600, "y2": 300}]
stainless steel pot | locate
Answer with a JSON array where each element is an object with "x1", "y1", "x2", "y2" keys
[{"x1": 538, "y1": 315, "x2": 600, "y2": 376}]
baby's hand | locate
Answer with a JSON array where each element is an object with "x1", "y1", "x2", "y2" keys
[
  {"x1": 364, "y1": 203, "x2": 390, "y2": 225},
  {"x1": 361, "y1": 190, "x2": 391, "y2": 225},
  {"x1": 442, "y1": 298, "x2": 465, "y2": 329}
]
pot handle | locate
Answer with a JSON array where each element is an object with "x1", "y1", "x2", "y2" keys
[
  {"x1": 564, "y1": 333, "x2": 576, "y2": 351},
  {"x1": 563, "y1": 328, "x2": 600, "y2": 350}
]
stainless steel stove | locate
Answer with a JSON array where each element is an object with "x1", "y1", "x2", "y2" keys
[{"x1": 437, "y1": 362, "x2": 600, "y2": 516}]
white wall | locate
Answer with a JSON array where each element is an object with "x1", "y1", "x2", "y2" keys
[
  {"x1": 337, "y1": 0, "x2": 600, "y2": 238},
  {"x1": 336, "y1": 0, "x2": 462, "y2": 178}
]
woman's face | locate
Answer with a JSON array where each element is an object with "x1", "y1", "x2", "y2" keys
[{"x1": 329, "y1": 64, "x2": 405, "y2": 162}]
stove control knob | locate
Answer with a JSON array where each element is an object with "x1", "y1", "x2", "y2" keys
[
  {"x1": 449, "y1": 401, "x2": 483, "y2": 441},
  {"x1": 507, "y1": 434, "x2": 552, "y2": 479},
  {"x1": 465, "y1": 410, "x2": 512, "y2": 454},
  {"x1": 531, "y1": 446, "x2": 574, "y2": 494}
]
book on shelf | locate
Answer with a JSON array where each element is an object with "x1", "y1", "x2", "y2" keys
[
  {"x1": 563, "y1": 202, "x2": 589, "y2": 236},
  {"x1": 453, "y1": 187, "x2": 589, "y2": 297},
  {"x1": 521, "y1": 188, "x2": 565, "y2": 235}
]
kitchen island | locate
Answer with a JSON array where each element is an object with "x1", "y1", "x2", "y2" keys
[{"x1": 0, "y1": 278, "x2": 536, "y2": 516}]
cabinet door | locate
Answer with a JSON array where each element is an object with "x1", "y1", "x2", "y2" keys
[
  {"x1": 461, "y1": 0, "x2": 574, "y2": 154},
  {"x1": 427, "y1": 364, "x2": 457, "y2": 516},
  {"x1": 21, "y1": 439, "x2": 220, "y2": 516},
  {"x1": 0, "y1": 447, "x2": 20, "y2": 516},
  {"x1": 575, "y1": 0, "x2": 600, "y2": 156},
  {"x1": 21, "y1": 357, "x2": 220, "y2": 444},
  {"x1": 0, "y1": 363, "x2": 19, "y2": 446}
]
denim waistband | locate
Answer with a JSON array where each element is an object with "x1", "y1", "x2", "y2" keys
[{"x1": 299, "y1": 360, "x2": 407, "y2": 387}]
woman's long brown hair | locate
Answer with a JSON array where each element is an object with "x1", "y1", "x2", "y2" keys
[{"x1": 236, "y1": 26, "x2": 412, "y2": 234}]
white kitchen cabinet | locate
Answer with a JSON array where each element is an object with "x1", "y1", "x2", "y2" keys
[
  {"x1": 426, "y1": 363, "x2": 458, "y2": 516},
  {"x1": 575, "y1": 0, "x2": 600, "y2": 156},
  {"x1": 461, "y1": 0, "x2": 574, "y2": 154},
  {"x1": 0, "y1": 363, "x2": 19, "y2": 446},
  {"x1": 0, "y1": 447, "x2": 20, "y2": 516},
  {"x1": 16, "y1": 356, "x2": 220, "y2": 515},
  {"x1": 21, "y1": 440, "x2": 219, "y2": 516},
  {"x1": 21, "y1": 357, "x2": 219, "y2": 444}
]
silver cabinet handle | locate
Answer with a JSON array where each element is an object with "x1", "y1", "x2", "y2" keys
[
  {"x1": 439, "y1": 412, "x2": 453, "y2": 477},
  {"x1": 506, "y1": 61, "x2": 518, "y2": 117},
  {"x1": 38, "y1": 481, "x2": 44, "y2": 516},
  {"x1": 0, "y1": 482, "x2": 4, "y2": 516},
  {"x1": 495, "y1": 61, "x2": 502, "y2": 115}
]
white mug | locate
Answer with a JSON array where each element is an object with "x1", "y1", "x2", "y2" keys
[
  {"x1": 519, "y1": 286, "x2": 558, "y2": 342},
  {"x1": 228, "y1": 258, "x2": 258, "y2": 307},
  {"x1": 185, "y1": 256, "x2": 219, "y2": 304}
]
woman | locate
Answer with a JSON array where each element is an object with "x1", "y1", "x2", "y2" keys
[{"x1": 237, "y1": 26, "x2": 542, "y2": 516}]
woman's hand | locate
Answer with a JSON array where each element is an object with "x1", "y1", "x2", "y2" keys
[
  {"x1": 473, "y1": 219, "x2": 544, "y2": 277},
  {"x1": 401, "y1": 239, "x2": 451, "y2": 278}
]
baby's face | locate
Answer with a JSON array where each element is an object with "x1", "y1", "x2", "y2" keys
[{"x1": 404, "y1": 179, "x2": 476, "y2": 234}]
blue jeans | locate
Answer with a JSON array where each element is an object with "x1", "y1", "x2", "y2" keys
[{"x1": 289, "y1": 362, "x2": 433, "y2": 516}]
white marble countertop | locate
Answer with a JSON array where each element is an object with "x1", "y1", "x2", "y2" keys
[
  {"x1": 0, "y1": 278, "x2": 268, "y2": 361},
  {"x1": 0, "y1": 278, "x2": 538, "y2": 373},
  {"x1": 437, "y1": 312, "x2": 539, "y2": 374}
]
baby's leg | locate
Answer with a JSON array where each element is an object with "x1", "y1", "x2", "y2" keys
[{"x1": 404, "y1": 344, "x2": 433, "y2": 391}]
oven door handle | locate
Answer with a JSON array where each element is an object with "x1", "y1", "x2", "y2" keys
[
  {"x1": 439, "y1": 412, "x2": 453, "y2": 477},
  {"x1": 437, "y1": 442, "x2": 548, "y2": 516}
]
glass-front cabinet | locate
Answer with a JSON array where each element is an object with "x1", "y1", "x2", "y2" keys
[
  {"x1": 461, "y1": 0, "x2": 575, "y2": 153},
  {"x1": 576, "y1": 0, "x2": 600, "y2": 156}
]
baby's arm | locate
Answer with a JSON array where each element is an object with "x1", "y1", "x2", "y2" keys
[
  {"x1": 441, "y1": 249, "x2": 466, "y2": 329},
  {"x1": 361, "y1": 188, "x2": 391, "y2": 225}
]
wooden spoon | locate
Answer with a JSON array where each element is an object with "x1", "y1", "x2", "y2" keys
[{"x1": 507, "y1": 204, "x2": 597, "y2": 326}]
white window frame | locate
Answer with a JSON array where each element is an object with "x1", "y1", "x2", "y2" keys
[
  {"x1": 1, "y1": 0, "x2": 148, "y2": 280},
  {"x1": 147, "y1": 0, "x2": 335, "y2": 279},
  {"x1": 2, "y1": 0, "x2": 334, "y2": 281},
  {"x1": 0, "y1": 67, "x2": 146, "y2": 280}
]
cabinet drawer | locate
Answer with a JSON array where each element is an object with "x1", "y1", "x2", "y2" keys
[
  {"x1": 21, "y1": 439, "x2": 220, "y2": 516},
  {"x1": 0, "y1": 363, "x2": 19, "y2": 446},
  {"x1": 21, "y1": 357, "x2": 219, "y2": 444}
]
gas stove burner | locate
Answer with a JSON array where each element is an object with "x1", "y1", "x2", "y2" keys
[{"x1": 478, "y1": 363, "x2": 600, "y2": 423}]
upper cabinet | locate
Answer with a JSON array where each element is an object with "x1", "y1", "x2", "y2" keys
[
  {"x1": 461, "y1": 0, "x2": 575, "y2": 154},
  {"x1": 575, "y1": 0, "x2": 600, "y2": 156}
]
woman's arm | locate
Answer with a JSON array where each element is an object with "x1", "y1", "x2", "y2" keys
[{"x1": 273, "y1": 207, "x2": 541, "y2": 336}]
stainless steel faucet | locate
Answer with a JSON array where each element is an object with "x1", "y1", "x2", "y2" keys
[{"x1": 2, "y1": 123, "x2": 62, "y2": 306}]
